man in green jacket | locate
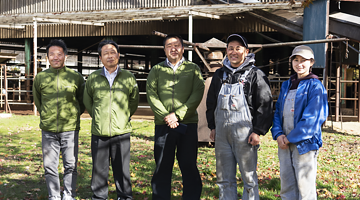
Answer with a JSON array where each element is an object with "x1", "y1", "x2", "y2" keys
[
  {"x1": 83, "y1": 40, "x2": 139, "y2": 200},
  {"x1": 33, "y1": 39, "x2": 85, "y2": 200},
  {"x1": 146, "y1": 34, "x2": 205, "y2": 199}
]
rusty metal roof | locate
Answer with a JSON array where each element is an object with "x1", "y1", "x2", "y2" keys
[{"x1": 0, "y1": 2, "x2": 301, "y2": 26}]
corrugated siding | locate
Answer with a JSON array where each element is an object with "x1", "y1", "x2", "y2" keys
[
  {"x1": 1, "y1": 0, "x2": 288, "y2": 14},
  {"x1": 0, "y1": 18, "x2": 275, "y2": 39},
  {"x1": 0, "y1": 0, "x2": 196, "y2": 14}
]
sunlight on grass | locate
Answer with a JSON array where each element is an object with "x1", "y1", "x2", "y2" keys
[{"x1": 0, "y1": 116, "x2": 360, "y2": 199}]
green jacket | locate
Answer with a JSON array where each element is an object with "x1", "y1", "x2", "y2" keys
[
  {"x1": 83, "y1": 67, "x2": 139, "y2": 137},
  {"x1": 33, "y1": 66, "x2": 85, "y2": 133},
  {"x1": 146, "y1": 60, "x2": 204, "y2": 125}
]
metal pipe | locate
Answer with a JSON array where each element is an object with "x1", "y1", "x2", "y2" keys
[
  {"x1": 4, "y1": 64, "x2": 10, "y2": 113},
  {"x1": 33, "y1": 17, "x2": 38, "y2": 116},
  {"x1": 330, "y1": 34, "x2": 360, "y2": 54},
  {"x1": 329, "y1": 42, "x2": 334, "y2": 125},
  {"x1": 188, "y1": 12, "x2": 193, "y2": 61},
  {"x1": 193, "y1": 46, "x2": 211, "y2": 72},
  {"x1": 260, "y1": 38, "x2": 349, "y2": 48},
  {"x1": 117, "y1": 44, "x2": 193, "y2": 50},
  {"x1": 346, "y1": 42, "x2": 360, "y2": 54},
  {"x1": 0, "y1": 65, "x2": 2, "y2": 108},
  {"x1": 252, "y1": 47, "x2": 263, "y2": 54},
  {"x1": 336, "y1": 65, "x2": 340, "y2": 122},
  {"x1": 212, "y1": 0, "x2": 229, "y2": 3},
  {"x1": 358, "y1": 78, "x2": 360, "y2": 122},
  {"x1": 152, "y1": 30, "x2": 210, "y2": 51}
]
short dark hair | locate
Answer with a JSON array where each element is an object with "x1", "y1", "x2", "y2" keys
[
  {"x1": 163, "y1": 34, "x2": 184, "y2": 48},
  {"x1": 98, "y1": 40, "x2": 120, "y2": 56},
  {"x1": 46, "y1": 39, "x2": 68, "y2": 56}
]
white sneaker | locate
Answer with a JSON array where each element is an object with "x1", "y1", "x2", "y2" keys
[
  {"x1": 62, "y1": 192, "x2": 75, "y2": 200},
  {"x1": 62, "y1": 195, "x2": 75, "y2": 200},
  {"x1": 49, "y1": 196, "x2": 61, "y2": 200}
]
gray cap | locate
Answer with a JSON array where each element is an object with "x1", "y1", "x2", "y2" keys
[{"x1": 290, "y1": 45, "x2": 314, "y2": 60}]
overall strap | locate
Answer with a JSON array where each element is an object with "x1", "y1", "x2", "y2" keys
[
  {"x1": 222, "y1": 71, "x2": 228, "y2": 82},
  {"x1": 238, "y1": 66, "x2": 254, "y2": 83}
]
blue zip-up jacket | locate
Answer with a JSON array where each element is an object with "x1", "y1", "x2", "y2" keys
[{"x1": 271, "y1": 77, "x2": 328, "y2": 155}]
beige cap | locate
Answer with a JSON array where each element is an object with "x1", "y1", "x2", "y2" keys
[{"x1": 289, "y1": 45, "x2": 314, "y2": 60}]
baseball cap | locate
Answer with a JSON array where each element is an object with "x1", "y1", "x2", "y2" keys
[
  {"x1": 226, "y1": 34, "x2": 248, "y2": 49},
  {"x1": 290, "y1": 45, "x2": 314, "y2": 60}
]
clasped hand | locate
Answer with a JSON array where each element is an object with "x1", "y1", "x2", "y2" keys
[
  {"x1": 277, "y1": 135, "x2": 290, "y2": 149},
  {"x1": 164, "y1": 112, "x2": 179, "y2": 129}
]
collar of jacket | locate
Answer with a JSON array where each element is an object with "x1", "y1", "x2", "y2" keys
[
  {"x1": 49, "y1": 66, "x2": 67, "y2": 73},
  {"x1": 163, "y1": 58, "x2": 188, "y2": 68},
  {"x1": 222, "y1": 61, "x2": 254, "y2": 75},
  {"x1": 100, "y1": 65, "x2": 121, "y2": 77},
  {"x1": 223, "y1": 53, "x2": 255, "y2": 74}
]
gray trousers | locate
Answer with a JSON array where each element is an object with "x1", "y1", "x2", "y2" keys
[
  {"x1": 42, "y1": 130, "x2": 79, "y2": 199},
  {"x1": 278, "y1": 144, "x2": 318, "y2": 200},
  {"x1": 91, "y1": 133, "x2": 132, "y2": 200}
]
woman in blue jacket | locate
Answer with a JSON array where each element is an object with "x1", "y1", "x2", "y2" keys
[{"x1": 271, "y1": 45, "x2": 328, "y2": 200}]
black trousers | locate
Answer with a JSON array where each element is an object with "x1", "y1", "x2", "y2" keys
[
  {"x1": 91, "y1": 133, "x2": 132, "y2": 200},
  {"x1": 151, "y1": 123, "x2": 202, "y2": 200}
]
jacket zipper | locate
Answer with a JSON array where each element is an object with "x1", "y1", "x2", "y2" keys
[
  {"x1": 56, "y1": 69, "x2": 59, "y2": 133},
  {"x1": 101, "y1": 71, "x2": 115, "y2": 137},
  {"x1": 109, "y1": 73, "x2": 119, "y2": 137},
  {"x1": 172, "y1": 70, "x2": 175, "y2": 112},
  {"x1": 109, "y1": 84, "x2": 112, "y2": 137}
]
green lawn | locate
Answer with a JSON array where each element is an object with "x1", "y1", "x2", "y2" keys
[{"x1": 0, "y1": 115, "x2": 359, "y2": 199}]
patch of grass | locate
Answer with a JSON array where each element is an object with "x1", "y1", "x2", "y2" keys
[{"x1": 1, "y1": 116, "x2": 360, "y2": 199}]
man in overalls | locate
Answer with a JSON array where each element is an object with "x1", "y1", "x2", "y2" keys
[{"x1": 206, "y1": 34, "x2": 273, "y2": 200}]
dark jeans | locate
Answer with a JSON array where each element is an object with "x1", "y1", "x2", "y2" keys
[
  {"x1": 91, "y1": 133, "x2": 132, "y2": 200},
  {"x1": 151, "y1": 123, "x2": 202, "y2": 200}
]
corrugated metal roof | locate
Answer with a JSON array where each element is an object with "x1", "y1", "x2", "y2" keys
[
  {"x1": 0, "y1": 18, "x2": 275, "y2": 39},
  {"x1": 0, "y1": 1, "x2": 299, "y2": 40},
  {"x1": 0, "y1": 0, "x2": 290, "y2": 15},
  {"x1": 0, "y1": 2, "x2": 301, "y2": 25},
  {"x1": 0, "y1": 0, "x2": 196, "y2": 14}
]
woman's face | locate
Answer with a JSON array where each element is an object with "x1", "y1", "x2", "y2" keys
[{"x1": 292, "y1": 55, "x2": 314, "y2": 79}]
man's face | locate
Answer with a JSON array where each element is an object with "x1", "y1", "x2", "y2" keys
[
  {"x1": 99, "y1": 44, "x2": 120, "y2": 69},
  {"x1": 164, "y1": 37, "x2": 184, "y2": 64},
  {"x1": 48, "y1": 46, "x2": 66, "y2": 69},
  {"x1": 226, "y1": 40, "x2": 249, "y2": 68}
]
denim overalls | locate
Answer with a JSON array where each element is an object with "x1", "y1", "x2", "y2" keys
[{"x1": 215, "y1": 66, "x2": 259, "y2": 200}]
